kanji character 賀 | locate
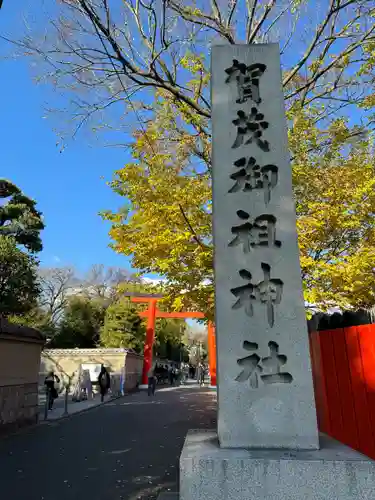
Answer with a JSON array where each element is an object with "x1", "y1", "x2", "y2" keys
[
  {"x1": 231, "y1": 263, "x2": 283, "y2": 327},
  {"x1": 229, "y1": 211, "x2": 281, "y2": 253},
  {"x1": 232, "y1": 108, "x2": 270, "y2": 152},
  {"x1": 228, "y1": 156, "x2": 278, "y2": 205},
  {"x1": 235, "y1": 341, "x2": 263, "y2": 389},
  {"x1": 260, "y1": 341, "x2": 293, "y2": 385},
  {"x1": 225, "y1": 59, "x2": 266, "y2": 104}
]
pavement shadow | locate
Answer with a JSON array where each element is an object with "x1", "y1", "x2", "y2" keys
[{"x1": 0, "y1": 385, "x2": 216, "y2": 500}]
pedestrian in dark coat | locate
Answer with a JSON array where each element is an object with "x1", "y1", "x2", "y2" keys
[{"x1": 98, "y1": 365, "x2": 110, "y2": 402}]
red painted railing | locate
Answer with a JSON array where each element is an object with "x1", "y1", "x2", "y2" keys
[{"x1": 309, "y1": 324, "x2": 375, "y2": 459}]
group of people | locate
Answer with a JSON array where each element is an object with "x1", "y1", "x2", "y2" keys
[
  {"x1": 147, "y1": 362, "x2": 179, "y2": 395},
  {"x1": 147, "y1": 360, "x2": 209, "y2": 396},
  {"x1": 44, "y1": 365, "x2": 111, "y2": 410}
]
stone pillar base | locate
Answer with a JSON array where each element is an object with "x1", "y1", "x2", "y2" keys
[{"x1": 180, "y1": 430, "x2": 375, "y2": 500}]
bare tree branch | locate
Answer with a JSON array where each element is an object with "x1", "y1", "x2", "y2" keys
[
  {"x1": 248, "y1": 0, "x2": 276, "y2": 43},
  {"x1": 178, "y1": 204, "x2": 208, "y2": 250},
  {"x1": 4, "y1": 0, "x2": 374, "y2": 145},
  {"x1": 38, "y1": 267, "x2": 76, "y2": 322}
]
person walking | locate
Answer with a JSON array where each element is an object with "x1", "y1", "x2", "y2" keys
[
  {"x1": 199, "y1": 363, "x2": 206, "y2": 386},
  {"x1": 168, "y1": 364, "x2": 174, "y2": 386},
  {"x1": 44, "y1": 371, "x2": 60, "y2": 410},
  {"x1": 182, "y1": 363, "x2": 189, "y2": 384},
  {"x1": 98, "y1": 365, "x2": 111, "y2": 402},
  {"x1": 147, "y1": 361, "x2": 157, "y2": 396}
]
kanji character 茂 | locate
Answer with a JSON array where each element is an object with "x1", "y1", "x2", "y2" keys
[{"x1": 232, "y1": 108, "x2": 270, "y2": 152}]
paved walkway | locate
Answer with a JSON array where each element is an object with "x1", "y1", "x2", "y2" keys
[
  {"x1": 38, "y1": 394, "x2": 113, "y2": 421},
  {"x1": 0, "y1": 385, "x2": 216, "y2": 500}
]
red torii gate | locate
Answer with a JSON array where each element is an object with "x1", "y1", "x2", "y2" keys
[{"x1": 131, "y1": 296, "x2": 216, "y2": 388}]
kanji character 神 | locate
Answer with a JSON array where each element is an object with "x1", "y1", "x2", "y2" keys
[
  {"x1": 231, "y1": 263, "x2": 283, "y2": 327},
  {"x1": 232, "y1": 108, "x2": 270, "y2": 152},
  {"x1": 229, "y1": 211, "x2": 281, "y2": 253},
  {"x1": 257, "y1": 263, "x2": 283, "y2": 327},
  {"x1": 230, "y1": 269, "x2": 257, "y2": 318},
  {"x1": 225, "y1": 59, "x2": 266, "y2": 104},
  {"x1": 228, "y1": 156, "x2": 278, "y2": 205}
]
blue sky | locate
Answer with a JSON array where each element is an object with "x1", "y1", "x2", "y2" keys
[{"x1": 1, "y1": 3, "x2": 133, "y2": 275}]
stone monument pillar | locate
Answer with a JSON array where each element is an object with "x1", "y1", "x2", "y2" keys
[
  {"x1": 176, "y1": 44, "x2": 375, "y2": 500},
  {"x1": 211, "y1": 43, "x2": 318, "y2": 451}
]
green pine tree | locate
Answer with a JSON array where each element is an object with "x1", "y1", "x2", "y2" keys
[
  {"x1": 0, "y1": 179, "x2": 45, "y2": 253},
  {"x1": 0, "y1": 236, "x2": 40, "y2": 316}
]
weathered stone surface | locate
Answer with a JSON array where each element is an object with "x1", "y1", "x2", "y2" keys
[
  {"x1": 180, "y1": 430, "x2": 375, "y2": 500},
  {"x1": 157, "y1": 493, "x2": 179, "y2": 500},
  {"x1": 0, "y1": 383, "x2": 38, "y2": 434},
  {"x1": 211, "y1": 43, "x2": 318, "y2": 449}
]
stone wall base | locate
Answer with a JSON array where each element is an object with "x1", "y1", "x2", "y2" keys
[
  {"x1": 0, "y1": 383, "x2": 38, "y2": 436},
  {"x1": 180, "y1": 430, "x2": 375, "y2": 500}
]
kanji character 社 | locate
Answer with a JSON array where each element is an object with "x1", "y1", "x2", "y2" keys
[
  {"x1": 235, "y1": 341, "x2": 263, "y2": 389},
  {"x1": 260, "y1": 341, "x2": 293, "y2": 385}
]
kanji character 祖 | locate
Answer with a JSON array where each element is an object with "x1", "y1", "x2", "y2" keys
[{"x1": 229, "y1": 211, "x2": 281, "y2": 253}]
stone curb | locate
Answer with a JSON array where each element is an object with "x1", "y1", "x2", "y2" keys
[{"x1": 40, "y1": 389, "x2": 140, "y2": 424}]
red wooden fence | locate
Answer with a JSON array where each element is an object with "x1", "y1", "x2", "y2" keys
[{"x1": 309, "y1": 324, "x2": 375, "y2": 459}]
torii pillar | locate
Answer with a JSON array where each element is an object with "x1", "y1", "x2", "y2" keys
[
  {"x1": 207, "y1": 321, "x2": 217, "y2": 388},
  {"x1": 135, "y1": 297, "x2": 158, "y2": 388}
]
